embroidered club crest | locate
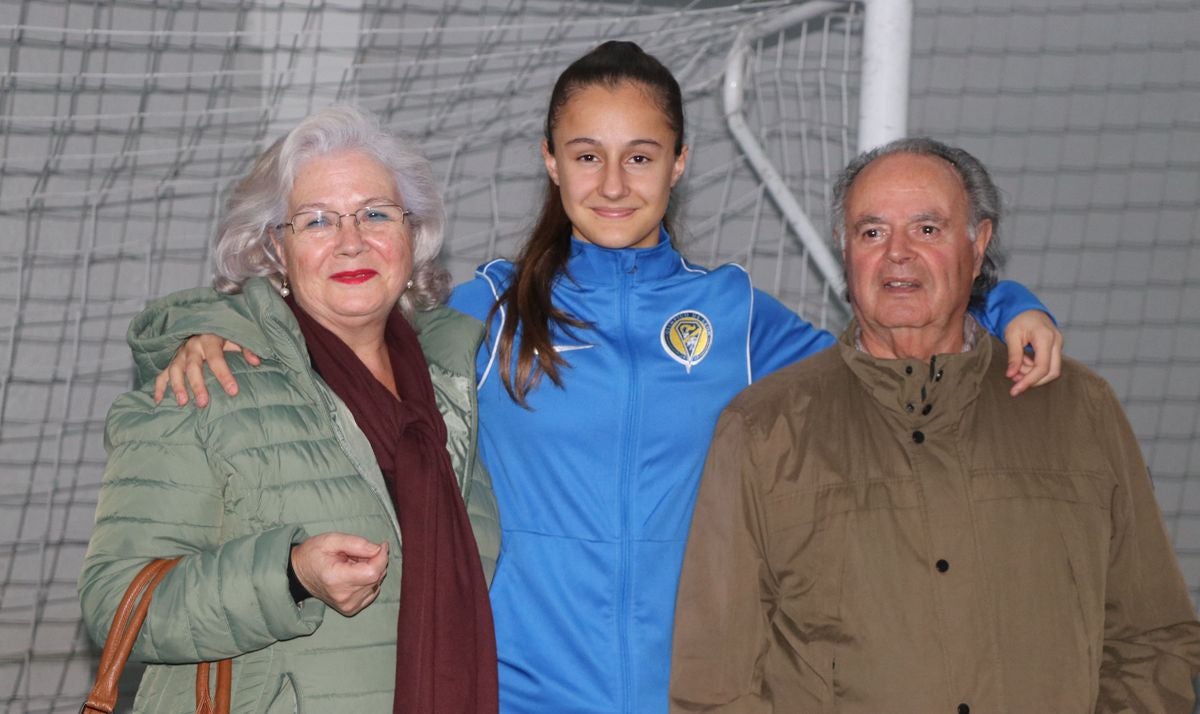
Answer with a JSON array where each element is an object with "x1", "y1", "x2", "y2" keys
[{"x1": 661, "y1": 310, "x2": 713, "y2": 373}]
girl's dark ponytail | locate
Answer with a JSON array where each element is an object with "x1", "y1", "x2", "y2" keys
[{"x1": 491, "y1": 40, "x2": 685, "y2": 406}]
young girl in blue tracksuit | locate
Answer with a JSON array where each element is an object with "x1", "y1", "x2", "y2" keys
[
  {"x1": 447, "y1": 41, "x2": 1059, "y2": 714},
  {"x1": 157, "y1": 42, "x2": 1061, "y2": 714}
]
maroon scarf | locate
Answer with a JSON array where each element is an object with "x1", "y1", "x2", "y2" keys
[{"x1": 288, "y1": 297, "x2": 498, "y2": 714}]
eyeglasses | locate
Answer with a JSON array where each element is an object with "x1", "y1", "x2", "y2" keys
[{"x1": 280, "y1": 204, "x2": 411, "y2": 239}]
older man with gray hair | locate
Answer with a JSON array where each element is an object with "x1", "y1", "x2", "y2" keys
[{"x1": 669, "y1": 138, "x2": 1200, "y2": 713}]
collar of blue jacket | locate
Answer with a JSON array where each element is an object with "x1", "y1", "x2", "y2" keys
[{"x1": 565, "y1": 225, "x2": 685, "y2": 284}]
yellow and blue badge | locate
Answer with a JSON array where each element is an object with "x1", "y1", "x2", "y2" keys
[{"x1": 661, "y1": 310, "x2": 713, "y2": 373}]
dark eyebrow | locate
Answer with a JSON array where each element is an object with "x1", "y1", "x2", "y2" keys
[{"x1": 561, "y1": 137, "x2": 665, "y2": 149}]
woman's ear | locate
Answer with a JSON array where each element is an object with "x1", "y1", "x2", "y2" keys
[
  {"x1": 541, "y1": 139, "x2": 561, "y2": 186},
  {"x1": 670, "y1": 145, "x2": 689, "y2": 188},
  {"x1": 269, "y1": 227, "x2": 286, "y2": 264},
  {"x1": 268, "y1": 226, "x2": 291, "y2": 277}
]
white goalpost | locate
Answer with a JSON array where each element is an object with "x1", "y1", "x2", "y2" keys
[{"x1": 722, "y1": 0, "x2": 912, "y2": 307}]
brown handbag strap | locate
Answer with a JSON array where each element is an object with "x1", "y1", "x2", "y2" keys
[
  {"x1": 83, "y1": 558, "x2": 179, "y2": 714},
  {"x1": 82, "y1": 557, "x2": 232, "y2": 714},
  {"x1": 195, "y1": 659, "x2": 232, "y2": 714}
]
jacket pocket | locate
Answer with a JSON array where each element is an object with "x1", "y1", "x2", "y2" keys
[
  {"x1": 969, "y1": 469, "x2": 1108, "y2": 508},
  {"x1": 969, "y1": 469, "x2": 1110, "y2": 707},
  {"x1": 761, "y1": 479, "x2": 921, "y2": 706}
]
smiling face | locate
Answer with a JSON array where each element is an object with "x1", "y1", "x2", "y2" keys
[
  {"x1": 542, "y1": 81, "x2": 688, "y2": 250},
  {"x1": 272, "y1": 149, "x2": 413, "y2": 341},
  {"x1": 841, "y1": 151, "x2": 992, "y2": 359}
]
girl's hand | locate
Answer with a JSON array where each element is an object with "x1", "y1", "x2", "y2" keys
[
  {"x1": 152, "y1": 335, "x2": 258, "y2": 407},
  {"x1": 1002, "y1": 310, "x2": 1063, "y2": 397}
]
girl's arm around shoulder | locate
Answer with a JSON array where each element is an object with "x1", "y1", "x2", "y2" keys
[
  {"x1": 972, "y1": 279, "x2": 1054, "y2": 335},
  {"x1": 972, "y1": 279, "x2": 1063, "y2": 396},
  {"x1": 448, "y1": 260, "x2": 515, "y2": 323},
  {"x1": 741, "y1": 275, "x2": 836, "y2": 382}
]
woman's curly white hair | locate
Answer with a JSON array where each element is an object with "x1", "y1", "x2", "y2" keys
[{"x1": 210, "y1": 105, "x2": 450, "y2": 316}]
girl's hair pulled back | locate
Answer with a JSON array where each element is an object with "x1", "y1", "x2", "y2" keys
[{"x1": 494, "y1": 40, "x2": 685, "y2": 406}]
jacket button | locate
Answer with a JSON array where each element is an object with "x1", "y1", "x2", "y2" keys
[
  {"x1": 958, "y1": 705, "x2": 970, "y2": 714},
  {"x1": 935, "y1": 369, "x2": 945, "y2": 381},
  {"x1": 912, "y1": 431, "x2": 925, "y2": 444},
  {"x1": 922, "y1": 404, "x2": 932, "y2": 415},
  {"x1": 936, "y1": 559, "x2": 949, "y2": 573},
  {"x1": 905, "y1": 365, "x2": 914, "y2": 375}
]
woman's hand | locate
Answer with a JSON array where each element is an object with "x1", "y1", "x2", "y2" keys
[
  {"x1": 290, "y1": 532, "x2": 390, "y2": 617},
  {"x1": 152, "y1": 335, "x2": 259, "y2": 407},
  {"x1": 1002, "y1": 310, "x2": 1063, "y2": 397}
]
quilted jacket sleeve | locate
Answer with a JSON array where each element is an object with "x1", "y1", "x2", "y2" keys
[
  {"x1": 125, "y1": 286, "x2": 269, "y2": 384},
  {"x1": 78, "y1": 388, "x2": 325, "y2": 664}
]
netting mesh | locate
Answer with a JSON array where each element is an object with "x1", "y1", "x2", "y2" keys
[
  {"x1": 2, "y1": 0, "x2": 1198, "y2": 711},
  {"x1": 0, "y1": 1, "x2": 860, "y2": 710}
]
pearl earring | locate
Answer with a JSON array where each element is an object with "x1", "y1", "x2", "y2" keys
[
  {"x1": 279, "y1": 278, "x2": 291, "y2": 298},
  {"x1": 405, "y1": 279, "x2": 414, "y2": 290}
]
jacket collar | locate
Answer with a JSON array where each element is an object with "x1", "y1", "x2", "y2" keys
[
  {"x1": 229, "y1": 279, "x2": 481, "y2": 383},
  {"x1": 237, "y1": 278, "x2": 318, "y2": 377},
  {"x1": 837, "y1": 316, "x2": 993, "y2": 430},
  {"x1": 564, "y1": 225, "x2": 686, "y2": 285}
]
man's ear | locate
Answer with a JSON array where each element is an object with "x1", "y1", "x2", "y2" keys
[
  {"x1": 541, "y1": 139, "x2": 560, "y2": 186},
  {"x1": 840, "y1": 242, "x2": 854, "y2": 305},
  {"x1": 971, "y1": 219, "x2": 994, "y2": 278}
]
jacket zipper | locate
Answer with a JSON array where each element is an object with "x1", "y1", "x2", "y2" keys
[
  {"x1": 314, "y1": 377, "x2": 404, "y2": 546},
  {"x1": 617, "y1": 263, "x2": 640, "y2": 713},
  {"x1": 463, "y1": 341, "x2": 482, "y2": 502}
]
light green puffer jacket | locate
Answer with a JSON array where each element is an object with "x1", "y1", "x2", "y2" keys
[{"x1": 78, "y1": 277, "x2": 500, "y2": 713}]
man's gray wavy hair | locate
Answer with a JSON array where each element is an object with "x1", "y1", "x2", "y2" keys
[
  {"x1": 830, "y1": 136, "x2": 1003, "y2": 307},
  {"x1": 211, "y1": 105, "x2": 450, "y2": 316}
]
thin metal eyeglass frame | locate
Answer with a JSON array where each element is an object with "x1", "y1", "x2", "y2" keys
[{"x1": 279, "y1": 204, "x2": 412, "y2": 237}]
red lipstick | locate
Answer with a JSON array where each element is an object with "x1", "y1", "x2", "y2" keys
[{"x1": 330, "y1": 269, "x2": 377, "y2": 284}]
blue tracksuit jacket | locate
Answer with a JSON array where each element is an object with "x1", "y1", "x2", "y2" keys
[{"x1": 449, "y1": 230, "x2": 1045, "y2": 714}]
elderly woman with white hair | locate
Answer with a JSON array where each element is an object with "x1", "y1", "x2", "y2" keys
[{"x1": 79, "y1": 106, "x2": 500, "y2": 713}]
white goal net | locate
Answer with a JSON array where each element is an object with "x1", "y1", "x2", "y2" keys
[
  {"x1": 2, "y1": 0, "x2": 1198, "y2": 712},
  {"x1": 0, "y1": 1, "x2": 873, "y2": 710}
]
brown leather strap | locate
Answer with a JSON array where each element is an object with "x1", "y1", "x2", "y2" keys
[
  {"x1": 83, "y1": 558, "x2": 178, "y2": 714},
  {"x1": 195, "y1": 659, "x2": 232, "y2": 714},
  {"x1": 82, "y1": 557, "x2": 232, "y2": 714}
]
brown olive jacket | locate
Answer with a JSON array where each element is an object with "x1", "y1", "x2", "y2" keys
[{"x1": 670, "y1": 321, "x2": 1200, "y2": 713}]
